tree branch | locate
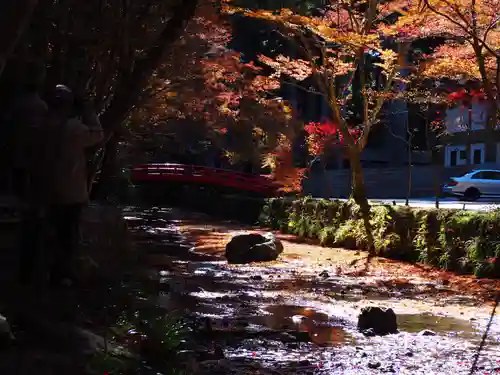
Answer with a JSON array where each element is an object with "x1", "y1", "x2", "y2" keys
[
  {"x1": 99, "y1": 0, "x2": 199, "y2": 135},
  {"x1": 423, "y1": 0, "x2": 499, "y2": 57}
]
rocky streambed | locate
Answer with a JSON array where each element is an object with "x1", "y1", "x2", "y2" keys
[{"x1": 125, "y1": 206, "x2": 500, "y2": 375}]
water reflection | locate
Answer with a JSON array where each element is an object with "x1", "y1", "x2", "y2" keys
[
  {"x1": 124, "y1": 209, "x2": 500, "y2": 374},
  {"x1": 253, "y1": 305, "x2": 351, "y2": 346},
  {"x1": 398, "y1": 313, "x2": 477, "y2": 337}
]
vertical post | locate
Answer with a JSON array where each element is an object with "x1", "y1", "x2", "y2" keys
[
  {"x1": 406, "y1": 132, "x2": 412, "y2": 206},
  {"x1": 434, "y1": 153, "x2": 441, "y2": 209},
  {"x1": 466, "y1": 90, "x2": 472, "y2": 165}
]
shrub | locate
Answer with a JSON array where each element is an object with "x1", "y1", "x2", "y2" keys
[{"x1": 259, "y1": 197, "x2": 500, "y2": 278}]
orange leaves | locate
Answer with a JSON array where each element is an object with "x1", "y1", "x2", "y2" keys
[
  {"x1": 268, "y1": 145, "x2": 307, "y2": 193},
  {"x1": 420, "y1": 43, "x2": 499, "y2": 82},
  {"x1": 128, "y1": 0, "x2": 299, "y2": 170},
  {"x1": 258, "y1": 55, "x2": 312, "y2": 81}
]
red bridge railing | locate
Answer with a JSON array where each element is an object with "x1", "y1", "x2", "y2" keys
[{"x1": 130, "y1": 163, "x2": 282, "y2": 196}]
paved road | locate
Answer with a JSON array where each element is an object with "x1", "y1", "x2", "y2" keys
[{"x1": 369, "y1": 197, "x2": 500, "y2": 211}]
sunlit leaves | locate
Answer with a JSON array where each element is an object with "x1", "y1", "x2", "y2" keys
[
  {"x1": 258, "y1": 54, "x2": 312, "y2": 80},
  {"x1": 304, "y1": 120, "x2": 362, "y2": 156},
  {"x1": 386, "y1": 0, "x2": 499, "y2": 85},
  {"x1": 265, "y1": 144, "x2": 307, "y2": 193},
  {"x1": 128, "y1": 0, "x2": 297, "y2": 168}
]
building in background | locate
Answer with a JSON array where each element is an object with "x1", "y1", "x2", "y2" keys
[{"x1": 442, "y1": 99, "x2": 500, "y2": 168}]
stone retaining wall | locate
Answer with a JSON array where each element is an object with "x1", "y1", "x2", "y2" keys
[{"x1": 302, "y1": 165, "x2": 478, "y2": 199}]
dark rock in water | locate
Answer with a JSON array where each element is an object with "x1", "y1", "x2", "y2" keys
[
  {"x1": 368, "y1": 361, "x2": 381, "y2": 369},
  {"x1": 225, "y1": 232, "x2": 283, "y2": 264},
  {"x1": 418, "y1": 329, "x2": 436, "y2": 336},
  {"x1": 357, "y1": 306, "x2": 398, "y2": 336},
  {"x1": 318, "y1": 270, "x2": 329, "y2": 278},
  {"x1": 288, "y1": 331, "x2": 311, "y2": 342}
]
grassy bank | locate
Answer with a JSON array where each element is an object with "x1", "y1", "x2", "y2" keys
[{"x1": 259, "y1": 197, "x2": 500, "y2": 278}]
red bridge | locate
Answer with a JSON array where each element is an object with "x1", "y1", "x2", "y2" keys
[{"x1": 130, "y1": 163, "x2": 282, "y2": 197}]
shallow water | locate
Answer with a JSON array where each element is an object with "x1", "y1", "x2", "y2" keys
[{"x1": 125, "y1": 207, "x2": 500, "y2": 374}]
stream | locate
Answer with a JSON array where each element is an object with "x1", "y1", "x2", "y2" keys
[{"x1": 125, "y1": 206, "x2": 500, "y2": 375}]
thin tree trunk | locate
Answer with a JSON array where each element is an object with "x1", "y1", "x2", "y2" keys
[
  {"x1": 466, "y1": 101, "x2": 472, "y2": 164},
  {"x1": 406, "y1": 135, "x2": 412, "y2": 206},
  {"x1": 348, "y1": 147, "x2": 375, "y2": 255},
  {"x1": 0, "y1": 0, "x2": 39, "y2": 77},
  {"x1": 473, "y1": 43, "x2": 498, "y2": 162},
  {"x1": 434, "y1": 163, "x2": 441, "y2": 209},
  {"x1": 89, "y1": 136, "x2": 118, "y2": 199}
]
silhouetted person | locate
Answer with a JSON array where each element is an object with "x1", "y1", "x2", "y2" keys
[
  {"x1": 12, "y1": 62, "x2": 50, "y2": 285},
  {"x1": 6, "y1": 61, "x2": 48, "y2": 197},
  {"x1": 19, "y1": 84, "x2": 103, "y2": 287},
  {"x1": 49, "y1": 85, "x2": 103, "y2": 287}
]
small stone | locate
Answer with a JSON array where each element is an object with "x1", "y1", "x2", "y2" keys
[
  {"x1": 368, "y1": 361, "x2": 381, "y2": 369},
  {"x1": 318, "y1": 270, "x2": 329, "y2": 278},
  {"x1": 418, "y1": 329, "x2": 436, "y2": 336},
  {"x1": 250, "y1": 275, "x2": 263, "y2": 281},
  {"x1": 405, "y1": 351, "x2": 414, "y2": 357}
]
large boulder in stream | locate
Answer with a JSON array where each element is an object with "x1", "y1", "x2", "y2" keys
[
  {"x1": 225, "y1": 232, "x2": 284, "y2": 264},
  {"x1": 357, "y1": 306, "x2": 398, "y2": 336}
]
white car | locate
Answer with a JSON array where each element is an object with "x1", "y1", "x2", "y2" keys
[{"x1": 443, "y1": 169, "x2": 500, "y2": 201}]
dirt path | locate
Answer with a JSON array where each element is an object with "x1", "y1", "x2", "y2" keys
[{"x1": 125, "y1": 208, "x2": 500, "y2": 375}]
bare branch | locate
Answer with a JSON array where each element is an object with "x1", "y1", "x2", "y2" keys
[{"x1": 281, "y1": 80, "x2": 327, "y2": 97}]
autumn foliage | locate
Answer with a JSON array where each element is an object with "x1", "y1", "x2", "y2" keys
[
  {"x1": 270, "y1": 145, "x2": 307, "y2": 193},
  {"x1": 304, "y1": 120, "x2": 362, "y2": 156},
  {"x1": 128, "y1": 1, "x2": 295, "y2": 167},
  {"x1": 387, "y1": 0, "x2": 499, "y2": 130}
]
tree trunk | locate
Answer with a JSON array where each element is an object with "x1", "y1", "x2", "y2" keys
[
  {"x1": 474, "y1": 43, "x2": 498, "y2": 163},
  {"x1": 0, "y1": 0, "x2": 39, "y2": 77},
  {"x1": 348, "y1": 147, "x2": 375, "y2": 255},
  {"x1": 434, "y1": 162, "x2": 441, "y2": 209}
]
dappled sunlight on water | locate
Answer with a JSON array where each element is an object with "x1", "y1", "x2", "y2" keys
[{"x1": 124, "y1": 207, "x2": 500, "y2": 374}]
